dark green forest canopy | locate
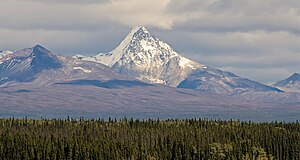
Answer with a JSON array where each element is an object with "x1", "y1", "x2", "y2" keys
[{"x1": 0, "y1": 118, "x2": 299, "y2": 160}]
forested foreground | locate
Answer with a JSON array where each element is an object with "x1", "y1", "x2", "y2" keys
[{"x1": 0, "y1": 118, "x2": 299, "y2": 160}]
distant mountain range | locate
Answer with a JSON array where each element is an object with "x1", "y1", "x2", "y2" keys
[
  {"x1": 0, "y1": 27, "x2": 299, "y2": 121},
  {"x1": 74, "y1": 27, "x2": 299, "y2": 104},
  {"x1": 273, "y1": 73, "x2": 300, "y2": 93}
]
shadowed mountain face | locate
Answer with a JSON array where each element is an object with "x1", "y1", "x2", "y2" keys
[
  {"x1": 0, "y1": 45, "x2": 63, "y2": 84},
  {"x1": 30, "y1": 45, "x2": 63, "y2": 73},
  {"x1": 76, "y1": 27, "x2": 282, "y2": 95}
]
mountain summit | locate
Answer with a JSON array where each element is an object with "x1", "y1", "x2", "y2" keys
[
  {"x1": 273, "y1": 73, "x2": 300, "y2": 92},
  {"x1": 0, "y1": 45, "x2": 64, "y2": 84},
  {"x1": 31, "y1": 44, "x2": 63, "y2": 73},
  {"x1": 81, "y1": 26, "x2": 205, "y2": 86}
]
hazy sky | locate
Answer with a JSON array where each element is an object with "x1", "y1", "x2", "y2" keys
[{"x1": 0, "y1": 0, "x2": 299, "y2": 83}]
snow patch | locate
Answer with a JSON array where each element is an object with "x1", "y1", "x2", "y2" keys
[
  {"x1": 179, "y1": 57, "x2": 198, "y2": 69},
  {"x1": 179, "y1": 57, "x2": 191, "y2": 67},
  {"x1": 73, "y1": 67, "x2": 92, "y2": 73},
  {"x1": 72, "y1": 54, "x2": 85, "y2": 59},
  {"x1": 0, "y1": 50, "x2": 14, "y2": 64},
  {"x1": 224, "y1": 77, "x2": 232, "y2": 82},
  {"x1": 138, "y1": 76, "x2": 165, "y2": 84},
  {"x1": 140, "y1": 40, "x2": 156, "y2": 51}
]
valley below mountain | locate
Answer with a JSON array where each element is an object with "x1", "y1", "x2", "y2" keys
[{"x1": 1, "y1": 79, "x2": 299, "y2": 121}]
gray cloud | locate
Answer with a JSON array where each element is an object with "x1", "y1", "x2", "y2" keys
[
  {"x1": 166, "y1": 0, "x2": 300, "y2": 33},
  {"x1": 155, "y1": 29, "x2": 299, "y2": 83},
  {"x1": 12, "y1": 0, "x2": 111, "y2": 5},
  {"x1": 0, "y1": 0, "x2": 299, "y2": 83}
]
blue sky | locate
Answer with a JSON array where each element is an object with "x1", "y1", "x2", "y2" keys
[{"x1": 0, "y1": 0, "x2": 299, "y2": 83}]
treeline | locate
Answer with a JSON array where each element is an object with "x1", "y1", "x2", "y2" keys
[{"x1": 0, "y1": 117, "x2": 299, "y2": 160}]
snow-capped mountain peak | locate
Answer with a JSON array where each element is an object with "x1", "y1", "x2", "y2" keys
[
  {"x1": 129, "y1": 26, "x2": 150, "y2": 38},
  {"x1": 94, "y1": 26, "x2": 181, "y2": 66},
  {"x1": 79, "y1": 26, "x2": 204, "y2": 86}
]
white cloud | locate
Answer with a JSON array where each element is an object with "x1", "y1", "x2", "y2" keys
[{"x1": 0, "y1": 0, "x2": 176, "y2": 30}]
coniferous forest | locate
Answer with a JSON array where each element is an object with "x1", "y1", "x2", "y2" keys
[{"x1": 0, "y1": 118, "x2": 299, "y2": 160}]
